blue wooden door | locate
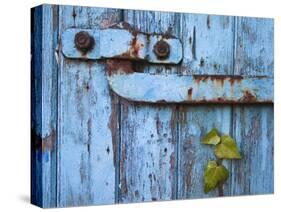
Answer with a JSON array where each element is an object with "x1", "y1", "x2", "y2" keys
[{"x1": 31, "y1": 4, "x2": 273, "y2": 208}]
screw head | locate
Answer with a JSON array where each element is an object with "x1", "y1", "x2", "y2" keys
[
  {"x1": 74, "y1": 31, "x2": 95, "y2": 53},
  {"x1": 153, "y1": 40, "x2": 170, "y2": 59}
]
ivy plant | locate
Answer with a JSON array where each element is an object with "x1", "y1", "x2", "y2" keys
[{"x1": 202, "y1": 128, "x2": 242, "y2": 193}]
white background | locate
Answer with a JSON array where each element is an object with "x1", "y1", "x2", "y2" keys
[{"x1": 0, "y1": 0, "x2": 280, "y2": 211}]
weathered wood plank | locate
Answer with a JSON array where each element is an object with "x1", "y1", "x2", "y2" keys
[
  {"x1": 234, "y1": 17, "x2": 274, "y2": 76},
  {"x1": 31, "y1": 4, "x2": 58, "y2": 208},
  {"x1": 229, "y1": 105, "x2": 274, "y2": 194},
  {"x1": 119, "y1": 101, "x2": 177, "y2": 202},
  {"x1": 178, "y1": 106, "x2": 232, "y2": 198},
  {"x1": 119, "y1": 10, "x2": 179, "y2": 202},
  {"x1": 227, "y1": 17, "x2": 274, "y2": 195},
  {"x1": 178, "y1": 14, "x2": 235, "y2": 75},
  {"x1": 177, "y1": 14, "x2": 234, "y2": 198},
  {"x1": 57, "y1": 6, "x2": 121, "y2": 207}
]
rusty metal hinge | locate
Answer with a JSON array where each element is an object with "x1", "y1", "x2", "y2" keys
[
  {"x1": 61, "y1": 22, "x2": 182, "y2": 64},
  {"x1": 106, "y1": 61, "x2": 273, "y2": 104}
]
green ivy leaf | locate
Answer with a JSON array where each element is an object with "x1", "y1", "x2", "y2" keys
[
  {"x1": 202, "y1": 128, "x2": 221, "y2": 145},
  {"x1": 204, "y1": 161, "x2": 229, "y2": 193},
  {"x1": 214, "y1": 135, "x2": 242, "y2": 159}
]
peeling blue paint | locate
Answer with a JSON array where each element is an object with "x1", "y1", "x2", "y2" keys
[
  {"x1": 32, "y1": 4, "x2": 274, "y2": 208},
  {"x1": 108, "y1": 73, "x2": 273, "y2": 103}
]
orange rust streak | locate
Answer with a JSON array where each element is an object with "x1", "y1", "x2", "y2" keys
[
  {"x1": 239, "y1": 90, "x2": 257, "y2": 102},
  {"x1": 31, "y1": 129, "x2": 56, "y2": 152},
  {"x1": 106, "y1": 60, "x2": 134, "y2": 76},
  {"x1": 187, "y1": 88, "x2": 193, "y2": 100},
  {"x1": 114, "y1": 37, "x2": 144, "y2": 60},
  {"x1": 193, "y1": 75, "x2": 243, "y2": 86}
]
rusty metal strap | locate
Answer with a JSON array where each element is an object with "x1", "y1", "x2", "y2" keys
[
  {"x1": 61, "y1": 23, "x2": 182, "y2": 64},
  {"x1": 106, "y1": 62, "x2": 273, "y2": 104}
]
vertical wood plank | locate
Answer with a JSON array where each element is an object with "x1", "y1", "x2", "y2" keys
[
  {"x1": 119, "y1": 11, "x2": 179, "y2": 202},
  {"x1": 120, "y1": 102, "x2": 177, "y2": 202},
  {"x1": 178, "y1": 106, "x2": 232, "y2": 198},
  {"x1": 179, "y1": 14, "x2": 234, "y2": 75},
  {"x1": 177, "y1": 14, "x2": 234, "y2": 198},
  {"x1": 229, "y1": 17, "x2": 274, "y2": 195},
  {"x1": 234, "y1": 17, "x2": 274, "y2": 76},
  {"x1": 31, "y1": 4, "x2": 58, "y2": 208},
  {"x1": 230, "y1": 105, "x2": 273, "y2": 194},
  {"x1": 57, "y1": 6, "x2": 121, "y2": 207}
]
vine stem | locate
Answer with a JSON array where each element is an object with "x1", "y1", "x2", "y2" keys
[{"x1": 216, "y1": 158, "x2": 225, "y2": 196}]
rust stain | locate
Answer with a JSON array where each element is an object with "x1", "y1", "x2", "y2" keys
[
  {"x1": 170, "y1": 107, "x2": 177, "y2": 145},
  {"x1": 239, "y1": 90, "x2": 257, "y2": 102},
  {"x1": 106, "y1": 59, "x2": 134, "y2": 76},
  {"x1": 216, "y1": 97, "x2": 225, "y2": 102},
  {"x1": 155, "y1": 99, "x2": 168, "y2": 103},
  {"x1": 108, "y1": 90, "x2": 119, "y2": 167},
  {"x1": 182, "y1": 138, "x2": 195, "y2": 192},
  {"x1": 193, "y1": 75, "x2": 208, "y2": 84},
  {"x1": 155, "y1": 114, "x2": 162, "y2": 136},
  {"x1": 185, "y1": 160, "x2": 194, "y2": 191},
  {"x1": 31, "y1": 129, "x2": 56, "y2": 152},
  {"x1": 229, "y1": 76, "x2": 243, "y2": 86},
  {"x1": 52, "y1": 5, "x2": 59, "y2": 30},
  {"x1": 179, "y1": 107, "x2": 187, "y2": 124},
  {"x1": 193, "y1": 75, "x2": 243, "y2": 87},
  {"x1": 121, "y1": 177, "x2": 128, "y2": 195},
  {"x1": 169, "y1": 152, "x2": 175, "y2": 170},
  {"x1": 120, "y1": 98, "x2": 130, "y2": 120},
  {"x1": 130, "y1": 36, "x2": 142, "y2": 58},
  {"x1": 109, "y1": 21, "x2": 144, "y2": 59},
  {"x1": 187, "y1": 88, "x2": 193, "y2": 100},
  {"x1": 184, "y1": 98, "x2": 237, "y2": 104},
  {"x1": 120, "y1": 142, "x2": 126, "y2": 176},
  {"x1": 117, "y1": 35, "x2": 144, "y2": 59}
]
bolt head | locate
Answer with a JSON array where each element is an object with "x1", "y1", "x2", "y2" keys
[
  {"x1": 153, "y1": 40, "x2": 170, "y2": 59},
  {"x1": 74, "y1": 31, "x2": 95, "y2": 53}
]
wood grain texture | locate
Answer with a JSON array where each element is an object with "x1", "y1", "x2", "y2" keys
[
  {"x1": 234, "y1": 17, "x2": 274, "y2": 76},
  {"x1": 178, "y1": 105, "x2": 231, "y2": 198},
  {"x1": 31, "y1": 5, "x2": 274, "y2": 207},
  {"x1": 31, "y1": 5, "x2": 58, "y2": 208},
  {"x1": 119, "y1": 10, "x2": 179, "y2": 202},
  {"x1": 178, "y1": 14, "x2": 235, "y2": 75},
  {"x1": 227, "y1": 17, "x2": 274, "y2": 195},
  {"x1": 57, "y1": 6, "x2": 121, "y2": 207},
  {"x1": 120, "y1": 101, "x2": 177, "y2": 202},
  {"x1": 177, "y1": 14, "x2": 234, "y2": 198}
]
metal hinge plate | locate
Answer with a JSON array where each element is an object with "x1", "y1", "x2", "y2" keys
[{"x1": 61, "y1": 22, "x2": 182, "y2": 64}]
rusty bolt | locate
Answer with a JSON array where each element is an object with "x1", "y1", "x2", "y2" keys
[
  {"x1": 153, "y1": 40, "x2": 170, "y2": 59},
  {"x1": 74, "y1": 31, "x2": 95, "y2": 53}
]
